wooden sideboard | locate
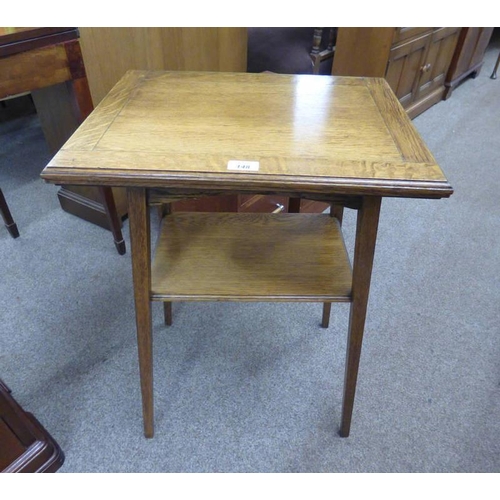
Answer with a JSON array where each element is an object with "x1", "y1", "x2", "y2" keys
[
  {"x1": 332, "y1": 27, "x2": 461, "y2": 118},
  {"x1": 0, "y1": 379, "x2": 64, "y2": 472},
  {"x1": 444, "y1": 27, "x2": 494, "y2": 98}
]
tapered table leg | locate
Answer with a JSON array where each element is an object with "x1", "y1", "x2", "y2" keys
[
  {"x1": 339, "y1": 196, "x2": 381, "y2": 437},
  {"x1": 164, "y1": 302, "x2": 172, "y2": 326},
  {"x1": 127, "y1": 187, "x2": 154, "y2": 438},
  {"x1": 322, "y1": 203, "x2": 345, "y2": 328},
  {"x1": 322, "y1": 303, "x2": 332, "y2": 328}
]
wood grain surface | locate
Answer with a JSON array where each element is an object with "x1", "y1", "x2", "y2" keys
[
  {"x1": 79, "y1": 28, "x2": 248, "y2": 105},
  {"x1": 41, "y1": 71, "x2": 453, "y2": 199},
  {"x1": 151, "y1": 213, "x2": 352, "y2": 301}
]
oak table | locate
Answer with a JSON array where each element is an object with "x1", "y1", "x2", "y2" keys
[{"x1": 41, "y1": 71, "x2": 453, "y2": 438}]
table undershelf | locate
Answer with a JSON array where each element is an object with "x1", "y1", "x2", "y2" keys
[{"x1": 151, "y1": 212, "x2": 353, "y2": 302}]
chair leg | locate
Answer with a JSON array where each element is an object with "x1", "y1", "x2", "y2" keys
[
  {"x1": 0, "y1": 188, "x2": 19, "y2": 238},
  {"x1": 99, "y1": 187, "x2": 126, "y2": 255},
  {"x1": 164, "y1": 302, "x2": 172, "y2": 326}
]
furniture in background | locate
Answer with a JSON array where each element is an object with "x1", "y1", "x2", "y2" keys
[
  {"x1": 444, "y1": 28, "x2": 495, "y2": 98},
  {"x1": 332, "y1": 27, "x2": 461, "y2": 118},
  {"x1": 310, "y1": 28, "x2": 336, "y2": 74},
  {"x1": 41, "y1": 71, "x2": 453, "y2": 438},
  {"x1": 0, "y1": 378, "x2": 64, "y2": 472},
  {"x1": 77, "y1": 27, "x2": 251, "y2": 217},
  {"x1": 0, "y1": 188, "x2": 19, "y2": 238},
  {"x1": 78, "y1": 28, "x2": 248, "y2": 106},
  {"x1": 0, "y1": 27, "x2": 125, "y2": 254},
  {"x1": 491, "y1": 51, "x2": 500, "y2": 79}
]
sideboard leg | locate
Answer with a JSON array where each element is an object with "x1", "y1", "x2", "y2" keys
[{"x1": 100, "y1": 187, "x2": 126, "y2": 255}]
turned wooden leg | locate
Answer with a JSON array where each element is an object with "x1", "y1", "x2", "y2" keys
[
  {"x1": 339, "y1": 196, "x2": 381, "y2": 437},
  {"x1": 164, "y1": 302, "x2": 172, "y2": 326},
  {"x1": 100, "y1": 187, "x2": 126, "y2": 255},
  {"x1": 0, "y1": 188, "x2": 19, "y2": 239},
  {"x1": 128, "y1": 187, "x2": 154, "y2": 438},
  {"x1": 311, "y1": 28, "x2": 323, "y2": 56}
]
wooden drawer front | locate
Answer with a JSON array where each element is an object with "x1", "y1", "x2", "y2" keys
[
  {"x1": 386, "y1": 32, "x2": 431, "y2": 106},
  {"x1": 416, "y1": 28, "x2": 460, "y2": 99},
  {"x1": 393, "y1": 27, "x2": 432, "y2": 46},
  {"x1": 0, "y1": 44, "x2": 72, "y2": 98},
  {"x1": 238, "y1": 194, "x2": 288, "y2": 213}
]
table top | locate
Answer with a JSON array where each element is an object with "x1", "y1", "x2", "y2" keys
[{"x1": 41, "y1": 70, "x2": 453, "y2": 198}]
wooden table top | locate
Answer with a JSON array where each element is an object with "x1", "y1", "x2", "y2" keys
[{"x1": 41, "y1": 70, "x2": 453, "y2": 198}]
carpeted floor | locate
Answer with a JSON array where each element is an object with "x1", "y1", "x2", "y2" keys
[{"x1": 1, "y1": 30, "x2": 499, "y2": 473}]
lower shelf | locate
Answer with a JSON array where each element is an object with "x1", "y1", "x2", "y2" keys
[{"x1": 151, "y1": 212, "x2": 352, "y2": 302}]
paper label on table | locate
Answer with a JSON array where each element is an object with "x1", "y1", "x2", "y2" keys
[{"x1": 227, "y1": 160, "x2": 260, "y2": 172}]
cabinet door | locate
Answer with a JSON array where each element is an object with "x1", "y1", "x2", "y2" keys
[
  {"x1": 414, "y1": 27, "x2": 460, "y2": 103},
  {"x1": 385, "y1": 32, "x2": 431, "y2": 108}
]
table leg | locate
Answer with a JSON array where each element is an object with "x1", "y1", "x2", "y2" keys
[
  {"x1": 127, "y1": 187, "x2": 154, "y2": 438},
  {"x1": 339, "y1": 196, "x2": 381, "y2": 437},
  {"x1": 164, "y1": 302, "x2": 173, "y2": 326},
  {"x1": 321, "y1": 204, "x2": 345, "y2": 328},
  {"x1": 321, "y1": 303, "x2": 332, "y2": 328}
]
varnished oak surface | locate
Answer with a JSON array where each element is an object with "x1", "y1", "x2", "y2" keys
[
  {"x1": 41, "y1": 71, "x2": 452, "y2": 199},
  {"x1": 151, "y1": 213, "x2": 352, "y2": 301}
]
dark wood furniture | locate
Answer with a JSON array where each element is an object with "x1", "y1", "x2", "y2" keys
[
  {"x1": 310, "y1": 28, "x2": 336, "y2": 74},
  {"x1": 444, "y1": 28, "x2": 494, "y2": 98},
  {"x1": 0, "y1": 188, "x2": 19, "y2": 238},
  {"x1": 41, "y1": 71, "x2": 453, "y2": 439},
  {"x1": 491, "y1": 50, "x2": 500, "y2": 79},
  {"x1": 332, "y1": 27, "x2": 461, "y2": 118},
  {"x1": 0, "y1": 27, "x2": 125, "y2": 254},
  {"x1": 0, "y1": 379, "x2": 64, "y2": 472}
]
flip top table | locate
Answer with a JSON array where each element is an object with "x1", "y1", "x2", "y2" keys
[{"x1": 41, "y1": 71, "x2": 453, "y2": 438}]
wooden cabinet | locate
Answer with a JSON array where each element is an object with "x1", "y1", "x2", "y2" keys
[
  {"x1": 333, "y1": 27, "x2": 460, "y2": 118},
  {"x1": 385, "y1": 30, "x2": 432, "y2": 109},
  {"x1": 444, "y1": 27, "x2": 494, "y2": 98},
  {"x1": 0, "y1": 379, "x2": 64, "y2": 472},
  {"x1": 386, "y1": 28, "x2": 461, "y2": 118}
]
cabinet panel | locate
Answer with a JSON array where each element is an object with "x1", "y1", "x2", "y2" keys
[
  {"x1": 415, "y1": 28, "x2": 460, "y2": 99},
  {"x1": 445, "y1": 27, "x2": 494, "y2": 98},
  {"x1": 385, "y1": 33, "x2": 430, "y2": 106},
  {"x1": 393, "y1": 27, "x2": 432, "y2": 46}
]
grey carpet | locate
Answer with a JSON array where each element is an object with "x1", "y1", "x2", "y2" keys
[{"x1": 1, "y1": 36, "x2": 499, "y2": 473}]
